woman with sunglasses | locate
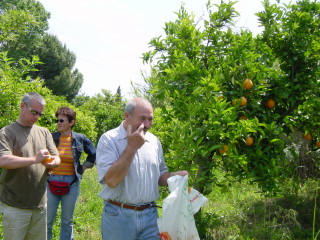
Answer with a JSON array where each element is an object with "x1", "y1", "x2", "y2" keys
[{"x1": 47, "y1": 106, "x2": 96, "y2": 240}]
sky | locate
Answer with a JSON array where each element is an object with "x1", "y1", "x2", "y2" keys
[{"x1": 37, "y1": 0, "x2": 295, "y2": 98}]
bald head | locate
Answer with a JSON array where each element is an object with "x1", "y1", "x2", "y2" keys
[
  {"x1": 124, "y1": 98, "x2": 154, "y2": 133},
  {"x1": 125, "y1": 98, "x2": 153, "y2": 114}
]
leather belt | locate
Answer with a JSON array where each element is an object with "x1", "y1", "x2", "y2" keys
[{"x1": 107, "y1": 200, "x2": 160, "y2": 211}]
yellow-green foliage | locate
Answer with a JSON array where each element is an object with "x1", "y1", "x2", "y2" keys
[{"x1": 0, "y1": 52, "x2": 51, "y2": 128}]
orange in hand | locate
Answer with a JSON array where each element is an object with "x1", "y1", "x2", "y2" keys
[{"x1": 42, "y1": 155, "x2": 53, "y2": 164}]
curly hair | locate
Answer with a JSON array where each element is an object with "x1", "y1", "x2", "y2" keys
[{"x1": 55, "y1": 106, "x2": 76, "y2": 128}]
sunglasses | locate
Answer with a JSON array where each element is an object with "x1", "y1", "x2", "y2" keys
[
  {"x1": 56, "y1": 119, "x2": 65, "y2": 123},
  {"x1": 26, "y1": 104, "x2": 44, "y2": 116}
]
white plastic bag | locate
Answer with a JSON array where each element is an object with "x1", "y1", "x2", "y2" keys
[{"x1": 158, "y1": 175, "x2": 208, "y2": 240}]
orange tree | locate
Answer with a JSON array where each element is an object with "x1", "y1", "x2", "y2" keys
[{"x1": 143, "y1": 0, "x2": 320, "y2": 195}]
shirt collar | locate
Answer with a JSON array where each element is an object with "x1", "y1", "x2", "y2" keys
[{"x1": 118, "y1": 122, "x2": 127, "y2": 140}]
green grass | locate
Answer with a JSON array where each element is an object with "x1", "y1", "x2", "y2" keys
[
  {"x1": 71, "y1": 167, "x2": 103, "y2": 239},
  {"x1": 1, "y1": 169, "x2": 320, "y2": 239},
  {"x1": 199, "y1": 179, "x2": 320, "y2": 240}
]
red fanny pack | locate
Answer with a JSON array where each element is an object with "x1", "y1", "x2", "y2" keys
[{"x1": 47, "y1": 178, "x2": 77, "y2": 195}]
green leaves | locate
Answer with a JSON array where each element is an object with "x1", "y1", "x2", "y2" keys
[
  {"x1": 0, "y1": 52, "x2": 47, "y2": 127},
  {"x1": 0, "y1": 0, "x2": 49, "y2": 59},
  {"x1": 143, "y1": 0, "x2": 320, "y2": 195},
  {"x1": 78, "y1": 90, "x2": 125, "y2": 144},
  {"x1": 0, "y1": 1, "x2": 84, "y2": 101},
  {"x1": 32, "y1": 34, "x2": 83, "y2": 101}
]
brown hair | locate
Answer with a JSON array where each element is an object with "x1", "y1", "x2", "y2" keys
[{"x1": 55, "y1": 106, "x2": 76, "y2": 128}]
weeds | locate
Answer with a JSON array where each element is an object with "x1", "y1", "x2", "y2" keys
[
  {"x1": 201, "y1": 180, "x2": 319, "y2": 240},
  {"x1": 313, "y1": 187, "x2": 320, "y2": 240},
  {"x1": 0, "y1": 169, "x2": 319, "y2": 239}
]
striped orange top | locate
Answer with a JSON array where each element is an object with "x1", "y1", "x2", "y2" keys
[{"x1": 51, "y1": 134, "x2": 76, "y2": 175}]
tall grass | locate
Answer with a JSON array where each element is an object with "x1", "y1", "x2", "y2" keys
[
  {"x1": 200, "y1": 179, "x2": 320, "y2": 240},
  {"x1": 1, "y1": 168, "x2": 320, "y2": 239},
  {"x1": 313, "y1": 187, "x2": 320, "y2": 240},
  {"x1": 69, "y1": 167, "x2": 103, "y2": 239}
]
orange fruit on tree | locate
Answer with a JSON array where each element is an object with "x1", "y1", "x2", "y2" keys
[
  {"x1": 243, "y1": 78, "x2": 253, "y2": 90},
  {"x1": 316, "y1": 141, "x2": 320, "y2": 148},
  {"x1": 232, "y1": 97, "x2": 247, "y2": 107},
  {"x1": 219, "y1": 144, "x2": 229, "y2": 155},
  {"x1": 265, "y1": 99, "x2": 276, "y2": 109},
  {"x1": 239, "y1": 97, "x2": 247, "y2": 106},
  {"x1": 240, "y1": 115, "x2": 247, "y2": 120},
  {"x1": 304, "y1": 133, "x2": 312, "y2": 141},
  {"x1": 245, "y1": 137, "x2": 254, "y2": 146}
]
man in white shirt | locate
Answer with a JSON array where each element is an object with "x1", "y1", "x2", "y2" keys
[{"x1": 96, "y1": 97, "x2": 187, "y2": 240}]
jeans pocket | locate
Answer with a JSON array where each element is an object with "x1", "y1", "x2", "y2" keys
[{"x1": 104, "y1": 202, "x2": 119, "y2": 216}]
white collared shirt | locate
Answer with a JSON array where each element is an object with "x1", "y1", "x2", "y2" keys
[{"x1": 96, "y1": 122, "x2": 168, "y2": 204}]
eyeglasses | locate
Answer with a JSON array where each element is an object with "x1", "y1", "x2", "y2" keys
[
  {"x1": 26, "y1": 104, "x2": 44, "y2": 116},
  {"x1": 56, "y1": 119, "x2": 65, "y2": 123}
]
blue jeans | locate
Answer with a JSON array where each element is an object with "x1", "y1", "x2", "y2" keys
[
  {"x1": 47, "y1": 175, "x2": 80, "y2": 240},
  {"x1": 101, "y1": 201, "x2": 160, "y2": 240}
]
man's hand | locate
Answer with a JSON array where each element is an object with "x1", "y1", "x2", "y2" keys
[
  {"x1": 42, "y1": 156, "x2": 59, "y2": 168},
  {"x1": 104, "y1": 123, "x2": 146, "y2": 188},
  {"x1": 172, "y1": 170, "x2": 188, "y2": 177},
  {"x1": 127, "y1": 123, "x2": 146, "y2": 150},
  {"x1": 35, "y1": 149, "x2": 50, "y2": 164},
  {"x1": 158, "y1": 170, "x2": 188, "y2": 186}
]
